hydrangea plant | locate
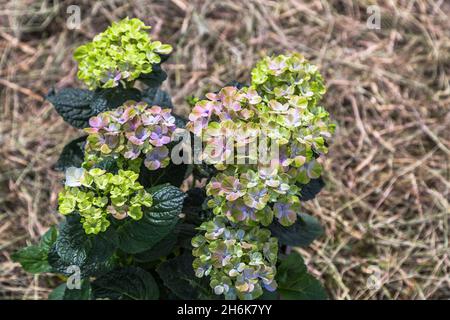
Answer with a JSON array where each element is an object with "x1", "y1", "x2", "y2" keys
[
  {"x1": 186, "y1": 54, "x2": 334, "y2": 299},
  {"x1": 13, "y1": 18, "x2": 333, "y2": 301}
]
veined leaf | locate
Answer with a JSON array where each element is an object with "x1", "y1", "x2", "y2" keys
[
  {"x1": 116, "y1": 184, "x2": 185, "y2": 254},
  {"x1": 277, "y1": 252, "x2": 327, "y2": 300},
  {"x1": 269, "y1": 213, "x2": 323, "y2": 247},
  {"x1": 92, "y1": 267, "x2": 159, "y2": 300}
]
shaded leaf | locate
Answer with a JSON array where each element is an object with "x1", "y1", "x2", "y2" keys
[
  {"x1": 48, "y1": 215, "x2": 117, "y2": 277},
  {"x1": 142, "y1": 87, "x2": 173, "y2": 108},
  {"x1": 133, "y1": 231, "x2": 178, "y2": 263},
  {"x1": 139, "y1": 160, "x2": 188, "y2": 188},
  {"x1": 269, "y1": 213, "x2": 323, "y2": 247},
  {"x1": 12, "y1": 245, "x2": 51, "y2": 274},
  {"x1": 47, "y1": 88, "x2": 94, "y2": 129},
  {"x1": 54, "y1": 136, "x2": 87, "y2": 171},
  {"x1": 298, "y1": 177, "x2": 325, "y2": 201},
  {"x1": 277, "y1": 252, "x2": 327, "y2": 300},
  {"x1": 48, "y1": 284, "x2": 66, "y2": 300},
  {"x1": 63, "y1": 279, "x2": 92, "y2": 300},
  {"x1": 156, "y1": 253, "x2": 215, "y2": 299},
  {"x1": 92, "y1": 266, "x2": 159, "y2": 300},
  {"x1": 90, "y1": 87, "x2": 141, "y2": 115},
  {"x1": 138, "y1": 64, "x2": 167, "y2": 88},
  {"x1": 12, "y1": 226, "x2": 58, "y2": 274}
]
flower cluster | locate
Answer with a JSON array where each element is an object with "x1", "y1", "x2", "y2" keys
[
  {"x1": 187, "y1": 53, "x2": 334, "y2": 299},
  {"x1": 191, "y1": 216, "x2": 278, "y2": 300},
  {"x1": 74, "y1": 17, "x2": 172, "y2": 89},
  {"x1": 59, "y1": 167, "x2": 152, "y2": 234},
  {"x1": 84, "y1": 101, "x2": 176, "y2": 171}
]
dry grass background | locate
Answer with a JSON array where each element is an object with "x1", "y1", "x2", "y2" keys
[{"x1": 0, "y1": 0, "x2": 449, "y2": 300}]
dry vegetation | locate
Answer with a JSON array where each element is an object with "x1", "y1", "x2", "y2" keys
[{"x1": 0, "y1": 0, "x2": 449, "y2": 300}]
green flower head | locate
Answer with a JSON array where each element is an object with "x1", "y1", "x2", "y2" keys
[
  {"x1": 74, "y1": 17, "x2": 172, "y2": 89},
  {"x1": 58, "y1": 167, "x2": 153, "y2": 234}
]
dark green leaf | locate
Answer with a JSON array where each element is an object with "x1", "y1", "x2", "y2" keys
[
  {"x1": 138, "y1": 64, "x2": 167, "y2": 88},
  {"x1": 48, "y1": 215, "x2": 117, "y2": 277},
  {"x1": 47, "y1": 87, "x2": 142, "y2": 129},
  {"x1": 63, "y1": 279, "x2": 92, "y2": 300},
  {"x1": 142, "y1": 87, "x2": 173, "y2": 108},
  {"x1": 156, "y1": 253, "x2": 215, "y2": 299},
  {"x1": 47, "y1": 88, "x2": 95, "y2": 129},
  {"x1": 298, "y1": 177, "x2": 325, "y2": 201},
  {"x1": 54, "y1": 136, "x2": 86, "y2": 171},
  {"x1": 139, "y1": 160, "x2": 188, "y2": 188},
  {"x1": 40, "y1": 226, "x2": 58, "y2": 251},
  {"x1": 133, "y1": 231, "x2": 178, "y2": 263},
  {"x1": 12, "y1": 245, "x2": 52, "y2": 273},
  {"x1": 116, "y1": 184, "x2": 185, "y2": 254},
  {"x1": 12, "y1": 226, "x2": 58, "y2": 274},
  {"x1": 90, "y1": 87, "x2": 141, "y2": 116},
  {"x1": 92, "y1": 267, "x2": 159, "y2": 300},
  {"x1": 277, "y1": 252, "x2": 327, "y2": 300},
  {"x1": 269, "y1": 213, "x2": 323, "y2": 247},
  {"x1": 48, "y1": 284, "x2": 66, "y2": 300}
]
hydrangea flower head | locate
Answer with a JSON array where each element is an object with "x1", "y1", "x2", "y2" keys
[
  {"x1": 74, "y1": 18, "x2": 172, "y2": 89},
  {"x1": 85, "y1": 101, "x2": 175, "y2": 171},
  {"x1": 192, "y1": 217, "x2": 278, "y2": 300},
  {"x1": 58, "y1": 168, "x2": 152, "y2": 234}
]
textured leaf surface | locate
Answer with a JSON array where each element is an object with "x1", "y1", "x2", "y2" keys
[
  {"x1": 156, "y1": 253, "x2": 214, "y2": 299},
  {"x1": 48, "y1": 284, "x2": 67, "y2": 300},
  {"x1": 63, "y1": 280, "x2": 93, "y2": 300},
  {"x1": 54, "y1": 136, "x2": 87, "y2": 171},
  {"x1": 90, "y1": 87, "x2": 141, "y2": 114},
  {"x1": 133, "y1": 231, "x2": 178, "y2": 263},
  {"x1": 12, "y1": 245, "x2": 51, "y2": 273},
  {"x1": 269, "y1": 213, "x2": 323, "y2": 247},
  {"x1": 142, "y1": 87, "x2": 173, "y2": 108},
  {"x1": 116, "y1": 184, "x2": 185, "y2": 254},
  {"x1": 12, "y1": 226, "x2": 57, "y2": 273},
  {"x1": 47, "y1": 88, "x2": 95, "y2": 128},
  {"x1": 138, "y1": 64, "x2": 167, "y2": 88},
  {"x1": 298, "y1": 177, "x2": 325, "y2": 201},
  {"x1": 139, "y1": 160, "x2": 188, "y2": 188},
  {"x1": 277, "y1": 252, "x2": 327, "y2": 300},
  {"x1": 48, "y1": 215, "x2": 117, "y2": 277},
  {"x1": 93, "y1": 267, "x2": 159, "y2": 300},
  {"x1": 47, "y1": 87, "x2": 141, "y2": 129}
]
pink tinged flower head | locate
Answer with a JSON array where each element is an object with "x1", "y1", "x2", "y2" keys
[
  {"x1": 161, "y1": 109, "x2": 176, "y2": 128},
  {"x1": 115, "y1": 106, "x2": 133, "y2": 124},
  {"x1": 269, "y1": 100, "x2": 289, "y2": 112},
  {"x1": 244, "y1": 186, "x2": 269, "y2": 210},
  {"x1": 221, "y1": 176, "x2": 244, "y2": 201},
  {"x1": 285, "y1": 108, "x2": 301, "y2": 127},
  {"x1": 123, "y1": 143, "x2": 141, "y2": 160},
  {"x1": 149, "y1": 106, "x2": 162, "y2": 114},
  {"x1": 149, "y1": 125, "x2": 171, "y2": 146},
  {"x1": 246, "y1": 87, "x2": 262, "y2": 105},
  {"x1": 126, "y1": 126, "x2": 150, "y2": 145},
  {"x1": 268, "y1": 58, "x2": 287, "y2": 75},
  {"x1": 144, "y1": 146, "x2": 169, "y2": 170},
  {"x1": 273, "y1": 202, "x2": 298, "y2": 226},
  {"x1": 189, "y1": 104, "x2": 210, "y2": 122},
  {"x1": 205, "y1": 92, "x2": 218, "y2": 101},
  {"x1": 220, "y1": 87, "x2": 242, "y2": 112},
  {"x1": 226, "y1": 200, "x2": 257, "y2": 223},
  {"x1": 89, "y1": 115, "x2": 108, "y2": 129},
  {"x1": 141, "y1": 113, "x2": 160, "y2": 126}
]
